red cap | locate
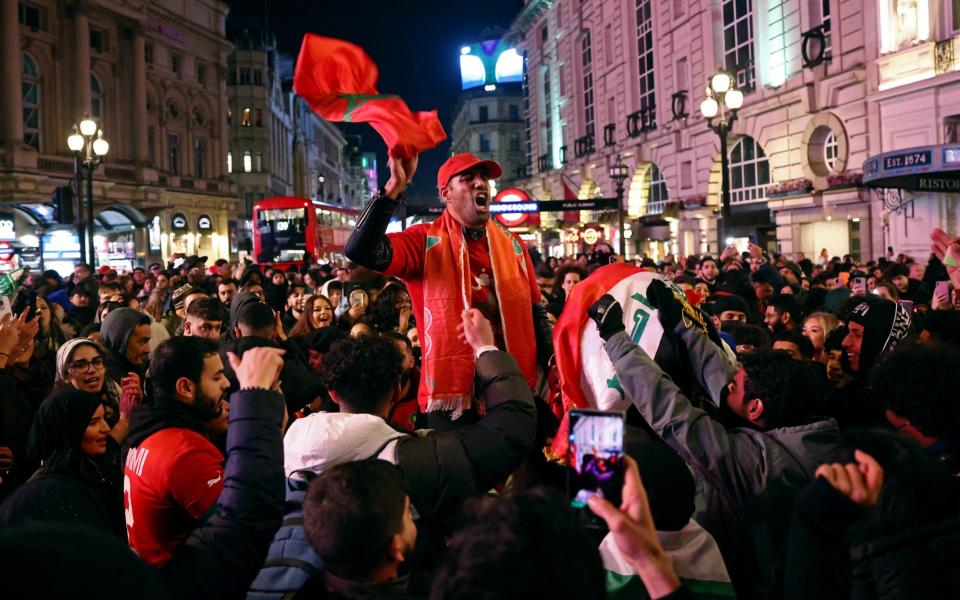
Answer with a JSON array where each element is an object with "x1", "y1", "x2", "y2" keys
[
  {"x1": 97, "y1": 265, "x2": 112, "y2": 275},
  {"x1": 436, "y1": 153, "x2": 502, "y2": 191}
]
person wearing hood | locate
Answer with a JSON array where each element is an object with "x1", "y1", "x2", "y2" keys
[
  {"x1": 0, "y1": 388, "x2": 125, "y2": 538},
  {"x1": 100, "y1": 308, "x2": 152, "y2": 388},
  {"x1": 123, "y1": 336, "x2": 235, "y2": 567},
  {"x1": 834, "y1": 295, "x2": 912, "y2": 429},
  {"x1": 264, "y1": 269, "x2": 289, "y2": 314}
]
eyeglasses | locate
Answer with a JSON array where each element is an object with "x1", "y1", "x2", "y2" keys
[{"x1": 68, "y1": 357, "x2": 105, "y2": 372}]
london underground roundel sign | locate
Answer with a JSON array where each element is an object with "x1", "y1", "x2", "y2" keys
[{"x1": 494, "y1": 188, "x2": 531, "y2": 227}]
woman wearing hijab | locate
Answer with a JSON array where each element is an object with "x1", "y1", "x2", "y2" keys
[
  {"x1": 54, "y1": 338, "x2": 143, "y2": 444},
  {"x1": 0, "y1": 389, "x2": 125, "y2": 537}
]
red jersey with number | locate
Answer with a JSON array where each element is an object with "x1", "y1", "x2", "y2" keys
[
  {"x1": 386, "y1": 224, "x2": 540, "y2": 349},
  {"x1": 123, "y1": 428, "x2": 224, "y2": 567}
]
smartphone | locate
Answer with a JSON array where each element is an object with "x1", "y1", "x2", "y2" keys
[
  {"x1": 853, "y1": 277, "x2": 866, "y2": 289},
  {"x1": 349, "y1": 288, "x2": 368, "y2": 309},
  {"x1": 11, "y1": 288, "x2": 36, "y2": 320},
  {"x1": 748, "y1": 233, "x2": 759, "y2": 246},
  {"x1": 899, "y1": 299, "x2": 914, "y2": 315},
  {"x1": 936, "y1": 280, "x2": 952, "y2": 299},
  {"x1": 567, "y1": 409, "x2": 625, "y2": 527}
]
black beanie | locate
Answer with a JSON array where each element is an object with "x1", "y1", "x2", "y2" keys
[
  {"x1": 844, "y1": 296, "x2": 911, "y2": 375},
  {"x1": 708, "y1": 292, "x2": 751, "y2": 316}
]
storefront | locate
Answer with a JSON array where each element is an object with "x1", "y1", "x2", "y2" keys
[
  {"x1": 158, "y1": 209, "x2": 231, "y2": 265},
  {"x1": 92, "y1": 206, "x2": 147, "y2": 272},
  {"x1": 862, "y1": 145, "x2": 960, "y2": 254}
]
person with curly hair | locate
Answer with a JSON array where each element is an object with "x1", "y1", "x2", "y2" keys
[{"x1": 366, "y1": 283, "x2": 414, "y2": 335}]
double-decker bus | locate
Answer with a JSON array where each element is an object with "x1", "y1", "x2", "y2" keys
[{"x1": 252, "y1": 197, "x2": 360, "y2": 267}]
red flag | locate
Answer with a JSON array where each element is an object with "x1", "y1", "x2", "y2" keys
[{"x1": 293, "y1": 34, "x2": 446, "y2": 159}]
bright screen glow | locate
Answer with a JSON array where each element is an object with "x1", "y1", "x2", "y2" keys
[{"x1": 460, "y1": 39, "x2": 524, "y2": 90}]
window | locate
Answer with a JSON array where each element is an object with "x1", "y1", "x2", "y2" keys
[
  {"x1": 681, "y1": 160, "x2": 693, "y2": 189},
  {"x1": 227, "y1": 108, "x2": 232, "y2": 126},
  {"x1": 509, "y1": 104, "x2": 520, "y2": 121},
  {"x1": 22, "y1": 53, "x2": 39, "y2": 151},
  {"x1": 227, "y1": 151, "x2": 233, "y2": 173},
  {"x1": 582, "y1": 30, "x2": 596, "y2": 140},
  {"x1": 239, "y1": 68, "x2": 252, "y2": 85},
  {"x1": 255, "y1": 152, "x2": 263, "y2": 172},
  {"x1": 479, "y1": 134, "x2": 491, "y2": 152},
  {"x1": 89, "y1": 27, "x2": 106, "y2": 53},
  {"x1": 243, "y1": 151, "x2": 252, "y2": 173},
  {"x1": 645, "y1": 164, "x2": 669, "y2": 214},
  {"x1": 636, "y1": 0, "x2": 656, "y2": 120},
  {"x1": 946, "y1": 115, "x2": 960, "y2": 143},
  {"x1": 167, "y1": 133, "x2": 180, "y2": 174},
  {"x1": 171, "y1": 54, "x2": 181, "y2": 77},
  {"x1": 604, "y1": 24, "x2": 614, "y2": 64},
  {"x1": 478, "y1": 105, "x2": 489, "y2": 122},
  {"x1": 542, "y1": 65, "x2": 554, "y2": 171},
  {"x1": 193, "y1": 138, "x2": 206, "y2": 178},
  {"x1": 241, "y1": 107, "x2": 252, "y2": 127},
  {"x1": 820, "y1": 0, "x2": 832, "y2": 54},
  {"x1": 90, "y1": 74, "x2": 103, "y2": 120},
  {"x1": 18, "y1": 2, "x2": 44, "y2": 30},
  {"x1": 823, "y1": 130, "x2": 838, "y2": 173},
  {"x1": 253, "y1": 69, "x2": 264, "y2": 85},
  {"x1": 540, "y1": 25, "x2": 548, "y2": 48},
  {"x1": 728, "y1": 136, "x2": 769, "y2": 204},
  {"x1": 510, "y1": 134, "x2": 521, "y2": 151},
  {"x1": 255, "y1": 108, "x2": 263, "y2": 127},
  {"x1": 722, "y1": 0, "x2": 756, "y2": 89},
  {"x1": 954, "y1": 0, "x2": 960, "y2": 33},
  {"x1": 144, "y1": 43, "x2": 153, "y2": 64}
]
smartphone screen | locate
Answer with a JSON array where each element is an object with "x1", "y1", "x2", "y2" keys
[
  {"x1": 568, "y1": 409, "x2": 625, "y2": 524},
  {"x1": 748, "y1": 233, "x2": 759, "y2": 246},
  {"x1": 899, "y1": 299, "x2": 914, "y2": 315},
  {"x1": 936, "y1": 280, "x2": 952, "y2": 298},
  {"x1": 853, "y1": 277, "x2": 866, "y2": 288},
  {"x1": 349, "y1": 289, "x2": 368, "y2": 308}
]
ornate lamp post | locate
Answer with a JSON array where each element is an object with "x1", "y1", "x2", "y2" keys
[
  {"x1": 67, "y1": 118, "x2": 109, "y2": 266},
  {"x1": 699, "y1": 71, "x2": 744, "y2": 249},
  {"x1": 608, "y1": 155, "x2": 630, "y2": 260}
]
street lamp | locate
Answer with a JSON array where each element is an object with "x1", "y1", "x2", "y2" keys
[
  {"x1": 700, "y1": 70, "x2": 744, "y2": 250},
  {"x1": 67, "y1": 118, "x2": 109, "y2": 266},
  {"x1": 609, "y1": 155, "x2": 630, "y2": 261}
]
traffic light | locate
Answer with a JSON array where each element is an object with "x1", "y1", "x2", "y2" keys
[{"x1": 52, "y1": 186, "x2": 74, "y2": 224}]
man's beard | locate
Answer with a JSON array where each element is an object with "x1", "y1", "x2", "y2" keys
[{"x1": 195, "y1": 390, "x2": 225, "y2": 421}]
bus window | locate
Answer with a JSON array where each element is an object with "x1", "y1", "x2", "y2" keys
[{"x1": 256, "y1": 207, "x2": 308, "y2": 263}]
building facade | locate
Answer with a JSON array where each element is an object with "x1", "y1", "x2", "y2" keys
[
  {"x1": 507, "y1": 0, "x2": 960, "y2": 262},
  {"x1": 451, "y1": 83, "x2": 528, "y2": 190},
  {"x1": 2, "y1": 0, "x2": 236, "y2": 272}
]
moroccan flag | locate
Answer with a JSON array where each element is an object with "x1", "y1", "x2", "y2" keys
[
  {"x1": 550, "y1": 264, "x2": 712, "y2": 460},
  {"x1": 293, "y1": 34, "x2": 447, "y2": 159}
]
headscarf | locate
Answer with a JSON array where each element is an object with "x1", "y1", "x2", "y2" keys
[
  {"x1": 27, "y1": 388, "x2": 103, "y2": 463},
  {"x1": 54, "y1": 338, "x2": 104, "y2": 385}
]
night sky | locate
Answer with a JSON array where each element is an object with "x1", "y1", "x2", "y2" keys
[{"x1": 225, "y1": 0, "x2": 525, "y2": 203}]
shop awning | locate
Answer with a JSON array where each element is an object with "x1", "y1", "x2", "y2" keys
[{"x1": 863, "y1": 144, "x2": 960, "y2": 192}]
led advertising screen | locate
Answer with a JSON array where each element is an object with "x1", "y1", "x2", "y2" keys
[{"x1": 459, "y1": 38, "x2": 524, "y2": 91}]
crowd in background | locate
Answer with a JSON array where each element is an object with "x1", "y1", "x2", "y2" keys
[{"x1": 0, "y1": 224, "x2": 958, "y2": 599}]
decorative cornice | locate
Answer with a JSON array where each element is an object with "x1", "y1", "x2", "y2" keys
[{"x1": 504, "y1": 0, "x2": 554, "y2": 45}]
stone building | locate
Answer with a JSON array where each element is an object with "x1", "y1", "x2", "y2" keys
[{"x1": 2, "y1": 0, "x2": 237, "y2": 271}]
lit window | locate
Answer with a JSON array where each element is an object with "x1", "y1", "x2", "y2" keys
[
  {"x1": 243, "y1": 151, "x2": 252, "y2": 173},
  {"x1": 241, "y1": 108, "x2": 251, "y2": 127},
  {"x1": 647, "y1": 164, "x2": 669, "y2": 212},
  {"x1": 728, "y1": 136, "x2": 769, "y2": 204},
  {"x1": 227, "y1": 151, "x2": 233, "y2": 173}
]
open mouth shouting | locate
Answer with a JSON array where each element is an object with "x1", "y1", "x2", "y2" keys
[{"x1": 475, "y1": 190, "x2": 490, "y2": 210}]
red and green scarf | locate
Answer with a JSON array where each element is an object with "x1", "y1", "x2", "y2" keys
[{"x1": 420, "y1": 210, "x2": 538, "y2": 413}]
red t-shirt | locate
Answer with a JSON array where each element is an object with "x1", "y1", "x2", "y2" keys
[
  {"x1": 385, "y1": 224, "x2": 540, "y2": 349},
  {"x1": 123, "y1": 428, "x2": 224, "y2": 567}
]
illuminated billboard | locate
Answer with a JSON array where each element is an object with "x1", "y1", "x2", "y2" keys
[{"x1": 459, "y1": 39, "x2": 523, "y2": 91}]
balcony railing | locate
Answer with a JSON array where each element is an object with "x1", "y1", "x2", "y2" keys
[
  {"x1": 537, "y1": 153, "x2": 553, "y2": 172},
  {"x1": 574, "y1": 135, "x2": 596, "y2": 158}
]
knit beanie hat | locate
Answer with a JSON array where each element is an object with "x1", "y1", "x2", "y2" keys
[
  {"x1": 708, "y1": 292, "x2": 750, "y2": 316},
  {"x1": 844, "y1": 296, "x2": 911, "y2": 375}
]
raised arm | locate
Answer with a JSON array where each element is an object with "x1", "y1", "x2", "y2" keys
[{"x1": 344, "y1": 154, "x2": 417, "y2": 271}]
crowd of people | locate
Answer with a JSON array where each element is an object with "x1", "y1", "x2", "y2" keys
[{"x1": 0, "y1": 152, "x2": 958, "y2": 600}]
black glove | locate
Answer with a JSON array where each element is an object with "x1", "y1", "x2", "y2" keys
[
  {"x1": 646, "y1": 279, "x2": 682, "y2": 331},
  {"x1": 588, "y1": 294, "x2": 625, "y2": 341}
]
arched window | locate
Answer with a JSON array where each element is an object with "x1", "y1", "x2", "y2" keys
[
  {"x1": 22, "y1": 54, "x2": 40, "y2": 150},
  {"x1": 90, "y1": 74, "x2": 103, "y2": 119},
  {"x1": 646, "y1": 164, "x2": 669, "y2": 214},
  {"x1": 729, "y1": 136, "x2": 769, "y2": 204}
]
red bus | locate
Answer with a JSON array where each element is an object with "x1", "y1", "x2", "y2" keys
[{"x1": 252, "y1": 197, "x2": 360, "y2": 266}]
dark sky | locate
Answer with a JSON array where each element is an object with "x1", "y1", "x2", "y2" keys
[{"x1": 225, "y1": 0, "x2": 524, "y2": 203}]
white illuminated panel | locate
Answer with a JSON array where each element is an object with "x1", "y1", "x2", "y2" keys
[
  {"x1": 495, "y1": 48, "x2": 524, "y2": 84},
  {"x1": 459, "y1": 55, "x2": 486, "y2": 90}
]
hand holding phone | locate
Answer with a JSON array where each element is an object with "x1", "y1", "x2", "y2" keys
[
  {"x1": 933, "y1": 281, "x2": 952, "y2": 311},
  {"x1": 568, "y1": 409, "x2": 625, "y2": 527}
]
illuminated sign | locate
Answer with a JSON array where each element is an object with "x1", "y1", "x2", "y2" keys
[
  {"x1": 459, "y1": 39, "x2": 524, "y2": 91},
  {"x1": 149, "y1": 216, "x2": 161, "y2": 251},
  {"x1": 883, "y1": 150, "x2": 931, "y2": 170},
  {"x1": 494, "y1": 188, "x2": 533, "y2": 227},
  {"x1": 863, "y1": 144, "x2": 960, "y2": 192},
  {"x1": 197, "y1": 214, "x2": 213, "y2": 232},
  {"x1": 171, "y1": 213, "x2": 188, "y2": 231},
  {"x1": 581, "y1": 227, "x2": 602, "y2": 245},
  {"x1": 0, "y1": 213, "x2": 15, "y2": 242}
]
